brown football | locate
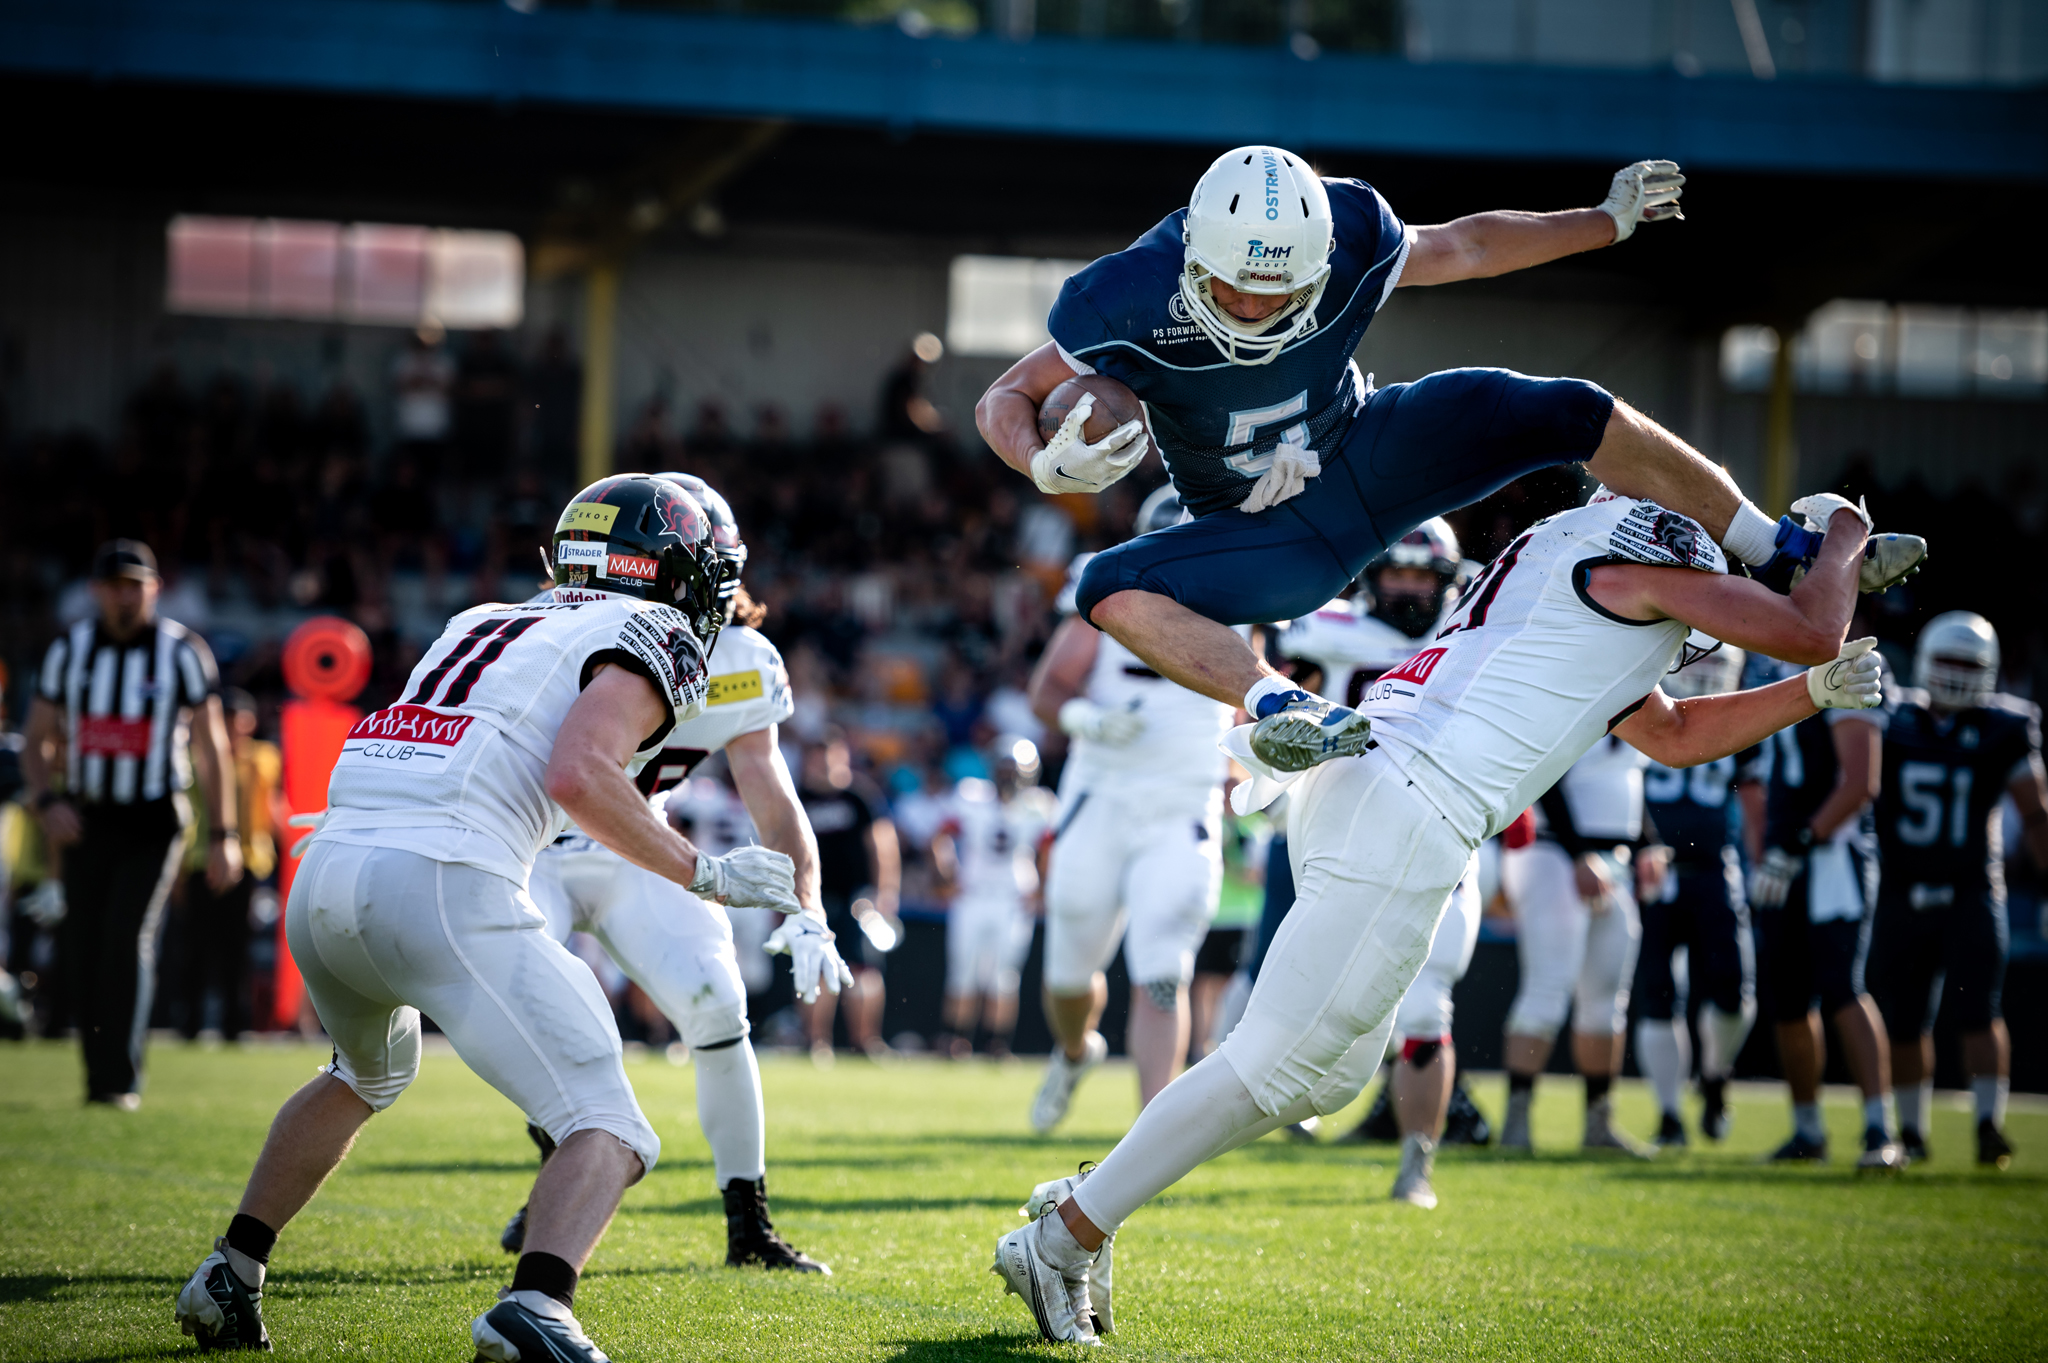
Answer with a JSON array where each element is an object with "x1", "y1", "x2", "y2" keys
[{"x1": 1037, "y1": 374, "x2": 1143, "y2": 445}]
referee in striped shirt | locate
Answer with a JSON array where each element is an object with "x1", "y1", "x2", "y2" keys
[{"x1": 21, "y1": 541, "x2": 242, "y2": 1107}]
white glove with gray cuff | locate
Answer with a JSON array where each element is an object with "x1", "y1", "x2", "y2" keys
[
  {"x1": 764, "y1": 914, "x2": 856, "y2": 1004},
  {"x1": 689, "y1": 844, "x2": 799, "y2": 912}
]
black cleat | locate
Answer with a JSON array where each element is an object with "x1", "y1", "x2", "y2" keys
[
  {"x1": 175, "y1": 1240, "x2": 272, "y2": 1351},
  {"x1": 1857, "y1": 1125, "x2": 1908, "y2": 1173},
  {"x1": 1441, "y1": 1075, "x2": 1491, "y2": 1146},
  {"x1": 1899, "y1": 1126, "x2": 1930, "y2": 1164},
  {"x1": 725, "y1": 1177, "x2": 830, "y2": 1273},
  {"x1": 1767, "y1": 1131, "x2": 1829, "y2": 1164},
  {"x1": 1977, "y1": 1118, "x2": 2013, "y2": 1171},
  {"x1": 1699, "y1": 1079, "x2": 1730, "y2": 1142},
  {"x1": 1340, "y1": 1083, "x2": 1399, "y2": 1144},
  {"x1": 499, "y1": 1205, "x2": 527, "y2": 1256},
  {"x1": 472, "y1": 1290, "x2": 609, "y2": 1362},
  {"x1": 1655, "y1": 1112, "x2": 1688, "y2": 1148}
]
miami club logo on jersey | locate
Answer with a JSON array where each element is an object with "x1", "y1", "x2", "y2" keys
[
  {"x1": 1358, "y1": 646, "x2": 1447, "y2": 714},
  {"x1": 347, "y1": 705, "x2": 474, "y2": 747}
]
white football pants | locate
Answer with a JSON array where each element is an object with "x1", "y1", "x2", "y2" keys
[
  {"x1": 1043, "y1": 794, "x2": 1222, "y2": 993},
  {"x1": 1217, "y1": 754, "x2": 1472, "y2": 1117},
  {"x1": 530, "y1": 837, "x2": 764, "y2": 1184},
  {"x1": 1501, "y1": 840, "x2": 1641, "y2": 1040},
  {"x1": 945, "y1": 892, "x2": 1033, "y2": 998},
  {"x1": 289, "y1": 840, "x2": 660, "y2": 1172},
  {"x1": 1393, "y1": 857, "x2": 1482, "y2": 1042},
  {"x1": 529, "y1": 838, "x2": 750, "y2": 1049}
]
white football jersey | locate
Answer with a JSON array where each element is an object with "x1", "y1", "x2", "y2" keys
[
  {"x1": 657, "y1": 775, "x2": 759, "y2": 858},
  {"x1": 1362, "y1": 495, "x2": 1725, "y2": 845},
  {"x1": 629, "y1": 624, "x2": 793, "y2": 798},
  {"x1": 320, "y1": 591, "x2": 708, "y2": 883},
  {"x1": 1060, "y1": 628, "x2": 1231, "y2": 816},
  {"x1": 1280, "y1": 600, "x2": 1443, "y2": 708},
  {"x1": 1548, "y1": 735, "x2": 1650, "y2": 841},
  {"x1": 941, "y1": 779, "x2": 1055, "y2": 904}
]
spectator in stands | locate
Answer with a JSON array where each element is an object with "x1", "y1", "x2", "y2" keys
[{"x1": 390, "y1": 326, "x2": 454, "y2": 479}]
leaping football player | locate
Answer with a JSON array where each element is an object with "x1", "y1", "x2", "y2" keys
[
  {"x1": 994, "y1": 491, "x2": 1899, "y2": 1346},
  {"x1": 1869, "y1": 613, "x2": 2048, "y2": 1167},
  {"x1": 500, "y1": 472, "x2": 846, "y2": 1275},
  {"x1": 974, "y1": 146, "x2": 1924, "y2": 768},
  {"x1": 174, "y1": 477, "x2": 806, "y2": 1362}
]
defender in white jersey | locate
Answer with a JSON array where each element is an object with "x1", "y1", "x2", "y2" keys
[
  {"x1": 505, "y1": 471, "x2": 844, "y2": 1275},
  {"x1": 174, "y1": 477, "x2": 805, "y2": 1363},
  {"x1": 933, "y1": 740, "x2": 1057, "y2": 1059},
  {"x1": 1281, "y1": 520, "x2": 1486, "y2": 1206},
  {"x1": 1028, "y1": 487, "x2": 1234, "y2": 1130},
  {"x1": 995, "y1": 491, "x2": 1895, "y2": 1344},
  {"x1": 1498, "y1": 733, "x2": 1656, "y2": 1155}
]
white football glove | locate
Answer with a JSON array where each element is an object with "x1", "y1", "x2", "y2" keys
[
  {"x1": 1599, "y1": 159, "x2": 1685, "y2": 242},
  {"x1": 689, "y1": 844, "x2": 799, "y2": 912},
  {"x1": 1806, "y1": 637, "x2": 1884, "y2": 711},
  {"x1": 1030, "y1": 392, "x2": 1148, "y2": 496},
  {"x1": 1058, "y1": 697, "x2": 1145, "y2": 747},
  {"x1": 1790, "y1": 492, "x2": 1873, "y2": 536},
  {"x1": 764, "y1": 914, "x2": 856, "y2": 1004},
  {"x1": 20, "y1": 879, "x2": 65, "y2": 928},
  {"x1": 1237, "y1": 430, "x2": 1321, "y2": 514},
  {"x1": 1748, "y1": 846, "x2": 1803, "y2": 909}
]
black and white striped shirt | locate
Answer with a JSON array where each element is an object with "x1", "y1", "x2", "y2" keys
[{"x1": 37, "y1": 617, "x2": 219, "y2": 807}]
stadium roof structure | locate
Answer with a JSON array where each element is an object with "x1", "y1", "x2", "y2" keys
[{"x1": 4, "y1": 0, "x2": 2045, "y2": 185}]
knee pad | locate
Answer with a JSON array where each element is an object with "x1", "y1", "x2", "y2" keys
[
  {"x1": 1139, "y1": 978, "x2": 1183, "y2": 1013},
  {"x1": 1306, "y1": 1018, "x2": 1395, "y2": 1116},
  {"x1": 322, "y1": 1006, "x2": 422, "y2": 1113},
  {"x1": 677, "y1": 991, "x2": 751, "y2": 1051},
  {"x1": 1505, "y1": 988, "x2": 1570, "y2": 1042},
  {"x1": 1043, "y1": 898, "x2": 1123, "y2": 994},
  {"x1": 557, "y1": 1114, "x2": 661, "y2": 1180},
  {"x1": 1400, "y1": 1036, "x2": 1443, "y2": 1069}
]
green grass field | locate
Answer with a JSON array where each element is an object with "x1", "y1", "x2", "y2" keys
[{"x1": 1, "y1": 1038, "x2": 2042, "y2": 1361}]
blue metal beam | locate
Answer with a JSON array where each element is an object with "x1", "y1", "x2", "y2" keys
[{"x1": 3, "y1": 0, "x2": 2043, "y2": 181}]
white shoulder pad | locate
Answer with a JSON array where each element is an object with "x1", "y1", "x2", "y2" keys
[
  {"x1": 697, "y1": 625, "x2": 794, "y2": 725},
  {"x1": 1595, "y1": 499, "x2": 1727, "y2": 575}
]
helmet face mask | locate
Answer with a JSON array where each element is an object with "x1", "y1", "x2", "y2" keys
[
  {"x1": 653, "y1": 471, "x2": 748, "y2": 624},
  {"x1": 550, "y1": 474, "x2": 724, "y2": 648},
  {"x1": 1363, "y1": 518, "x2": 1460, "y2": 639},
  {"x1": 1180, "y1": 146, "x2": 1335, "y2": 366},
  {"x1": 1914, "y1": 610, "x2": 1999, "y2": 712}
]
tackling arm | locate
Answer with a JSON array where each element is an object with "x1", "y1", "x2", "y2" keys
[
  {"x1": 726, "y1": 724, "x2": 824, "y2": 919},
  {"x1": 1616, "y1": 676, "x2": 1816, "y2": 770},
  {"x1": 1400, "y1": 210, "x2": 1619, "y2": 288},
  {"x1": 546, "y1": 664, "x2": 701, "y2": 888}
]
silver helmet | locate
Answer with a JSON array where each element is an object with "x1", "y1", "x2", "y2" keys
[{"x1": 1913, "y1": 611, "x2": 1999, "y2": 711}]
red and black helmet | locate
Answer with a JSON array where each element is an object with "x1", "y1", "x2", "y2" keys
[
  {"x1": 652, "y1": 471, "x2": 747, "y2": 620},
  {"x1": 549, "y1": 475, "x2": 723, "y2": 646}
]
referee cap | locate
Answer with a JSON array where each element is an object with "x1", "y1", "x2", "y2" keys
[{"x1": 92, "y1": 539, "x2": 159, "y2": 581}]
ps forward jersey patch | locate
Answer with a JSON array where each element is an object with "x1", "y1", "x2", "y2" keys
[{"x1": 322, "y1": 593, "x2": 708, "y2": 882}]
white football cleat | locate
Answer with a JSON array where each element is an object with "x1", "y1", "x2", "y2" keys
[
  {"x1": 1788, "y1": 532, "x2": 1928, "y2": 594},
  {"x1": 1022, "y1": 1166, "x2": 1114, "y2": 1334},
  {"x1": 1030, "y1": 1031, "x2": 1107, "y2": 1134},
  {"x1": 1499, "y1": 1089, "x2": 1533, "y2": 1152},
  {"x1": 1390, "y1": 1133, "x2": 1438, "y2": 1210},
  {"x1": 991, "y1": 1207, "x2": 1100, "y2": 1346},
  {"x1": 1583, "y1": 1096, "x2": 1656, "y2": 1159},
  {"x1": 175, "y1": 1240, "x2": 271, "y2": 1351},
  {"x1": 1248, "y1": 694, "x2": 1374, "y2": 773}
]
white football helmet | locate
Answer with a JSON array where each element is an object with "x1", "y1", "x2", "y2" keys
[
  {"x1": 1913, "y1": 611, "x2": 1999, "y2": 711},
  {"x1": 1180, "y1": 146, "x2": 1335, "y2": 366},
  {"x1": 1664, "y1": 640, "x2": 1747, "y2": 700}
]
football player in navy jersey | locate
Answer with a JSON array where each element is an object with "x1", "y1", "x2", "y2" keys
[
  {"x1": 1739, "y1": 640, "x2": 1903, "y2": 1170},
  {"x1": 1633, "y1": 646, "x2": 1759, "y2": 1146},
  {"x1": 1868, "y1": 614, "x2": 2048, "y2": 1168},
  {"x1": 976, "y1": 147, "x2": 1924, "y2": 773}
]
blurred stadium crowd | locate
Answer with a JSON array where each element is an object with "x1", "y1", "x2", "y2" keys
[{"x1": 1, "y1": 323, "x2": 2044, "y2": 1058}]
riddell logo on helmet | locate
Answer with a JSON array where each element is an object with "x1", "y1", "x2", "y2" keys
[{"x1": 606, "y1": 554, "x2": 658, "y2": 581}]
